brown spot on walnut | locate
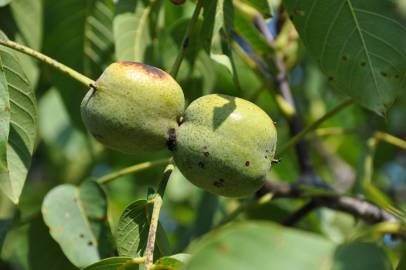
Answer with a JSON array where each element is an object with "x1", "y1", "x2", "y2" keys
[
  {"x1": 360, "y1": 61, "x2": 366, "y2": 67},
  {"x1": 203, "y1": 151, "x2": 209, "y2": 157},
  {"x1": 198, "y1": 161, "x2": 205, "y2": 169},
  {"x1": 117, "y1": 61, "x2": 167, "y2": 79},
  {"x1": 87, "y1": 241, "x2": 93, "y2": 246},
  {"x1": 92, "y1": 133, "x2": 104, "y2": 140},
  {"x1": 79, "y1": 233, "x2": 84, "y2": 238},
  {"x1": 167, "y1": 128, "x2": 177, "y2": 151},
  {"x1": 218, "y1": 243, "x2": 229, "y2": 254},
  {"x1": 342, "y1": 55, "x2": 348, "y2": 61},
  {"x1": 245, "y1": 161, "x2": 250, "y2": 166},
  {"x1": 213, "y1": 179, "x2": 225, "y2": 188}
]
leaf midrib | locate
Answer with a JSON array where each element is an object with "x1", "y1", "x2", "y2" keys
[{"x1": 345, "y1": 0, "x2": 380, "y2": 98}]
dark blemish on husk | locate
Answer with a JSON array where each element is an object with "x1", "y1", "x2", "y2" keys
[
  {"x1": 118, "y1": 61, "x2": 167, "y2": 79},
  {"x1": 361, "y1": 61, "x2": 366, "y2": 67},
  {"x1": 380, "y1": 71, "x2": 388, "y2": 78},
  {"x1": 218, "y1": 243, "x2": 229, "y2": 254},
  {"x1": 203, "y1": 151, "x2": 209, "y2": 157},
  {"x1": 214, "y1": 179, "x2": 225, "y2": 188},
  {"x1": 328, "y1": 76, "x2": 334, "y2": 82},
  {"x1": 87, "y1": 241, "x2": 93, "y2": 246},
  {"x1": 167, "y1": 128, "x2": 177, "y2": 151},
  {"x1": 79, "y1": 234, "x2": 84, "y2": 238},
  {"x1": 198, "y1": 161, "x2": 205, "y2": 168},
  {"x1": 245, "y1": 161, "x2": 250, "y2": 166},
  {"x1": 92, "y1": 133, "x2": 104, "y2": 140},
  {"x1": 342, "y1": 55, "x2": 348, "y2": 61}
]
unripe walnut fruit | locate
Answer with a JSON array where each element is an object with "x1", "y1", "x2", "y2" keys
[
  {"x1": 173, "y1": 94, "x2": 277, "y2": 197},
  {"x1": 81, "y1": 61, "x2": 185, "y2": 154}
]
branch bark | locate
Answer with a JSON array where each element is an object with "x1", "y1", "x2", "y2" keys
[
  {"x1": 253, "y1": 14, "x2": 316, "y2": 178},
  {"x1": 257, "y1": 181, "x2": 399, "y2": 224}
]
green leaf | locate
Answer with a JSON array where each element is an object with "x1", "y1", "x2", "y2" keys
[
  {"x1": 201, "y1": 0, "x2": 226, "y2": 52},
  {"x1": 184, "y1": 222, "x2": 392, "y2": 270},
  {"x1": 82, "y1": 257, "x2": 140, "y2": 270},
  {"x1": 397, "y1": 253, "x2": 406, "y2": 270},
  {"x1": 116, "y1": 199, "x2": 170, "y2": 259},
  {"x1": 240, "y1": 0, "x2": 277, "y2": 17},
  {"x1": 210, "y1": 53, "x2": 233, "y2": 74},
  {"x1": 10, "y1": 0, "x2": 42, "y2": 50},
  {"x1": 331, "y1": 242, "x2": 392, "y2": 270},
  {"x1": 201, "y1": 0, "x2": 240, "y2": 89},
  {"x1": 43, "y1": 0, "x2": 114, "y2": 128},
  {"x1": 184, "y1": 222, "x2": 334, "y2": 270},
  {"x1": 10, "y1": 0, "x2": 43, "y2": 86},
  {"x1": 41, "y1": 180, "x2": 114, "y2": 268},
  {"x1": 0, "y1": 218, "x2": 12, "y2": 249},
  {"x1": 2, "y1": 217, "x2": 76, "y2": 270},
  {"x1": 114, "y1": 0, "x2": 157, "y2": 61},
  {"x1": 284, "y1": 0, "x2": 406, "y2": 115},
  {"x1": 0, "y1": 31, "x2": 37, "y2": 204},
  {"x1": 0, "y1": 0, "x2": 12, "y2": 7},
  {"x1": 233, "y1": 9, "x2": 274, "y2": 57},
  {"x1": 38, "y1": 88, "x2": 94, "y2": 182}
]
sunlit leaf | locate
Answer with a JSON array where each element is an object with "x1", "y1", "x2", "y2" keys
[
  {"x1": 184, "y1": 222, "x2": 391, "y2": 270},
  {"x1": 284, "y1": 0, "x2": 406, "y2": 115},
  {"x1": 43, "y1": 0, "x2": 114, "y2": 128},
  {"x1": 0, "y1": 0, "x2": 12, "y2": 7},
  {"x1": 0, "y1": 31, "x2": 37, "y2": 204},
  {"x1": 114, "y1": 0, "x2": 161, "y2": 61},
  {"x1": 42, "y1": 181, "x2": 114, "y2": 267}
]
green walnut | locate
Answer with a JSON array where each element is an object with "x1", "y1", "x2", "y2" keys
[
  {"x1": 81, "y1": 61, "x2": 184, "y2": 154},
  {"x1": 172, "y1": 94, "x2": 277, "y2": 197}
]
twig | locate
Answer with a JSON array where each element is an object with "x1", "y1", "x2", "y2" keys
[
  {"x1": 257, "y1": 181, "x2": 399, "y2": 224},
  {"x1": 144, "y1": 164, "x2": 174, "y2": 270},
  {"x1": 170, "y1": 0, "x2": 204, "y2": 77},
  {"x1": 374, "y1": 131, "x2": 406, "y2": 150},
  {"x1": 0, "y1": 39, "x2": 95, "y2": 87},
  {"x1": 144, "y1": 195, "x2": 163, "y2": 270},
  {"x1": 253, "y1": 14, "x2": 316, "y2": 175},
  {"x1": 97, "y1": 158, "x2": 170, "y2": 185},
  {"x1": 282, "y1": 200, "x2": 318, "y2": 226}
]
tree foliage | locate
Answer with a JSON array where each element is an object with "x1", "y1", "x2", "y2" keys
[{"x1": 0, "y1": 0, "x2": 406, "y2": 269}]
